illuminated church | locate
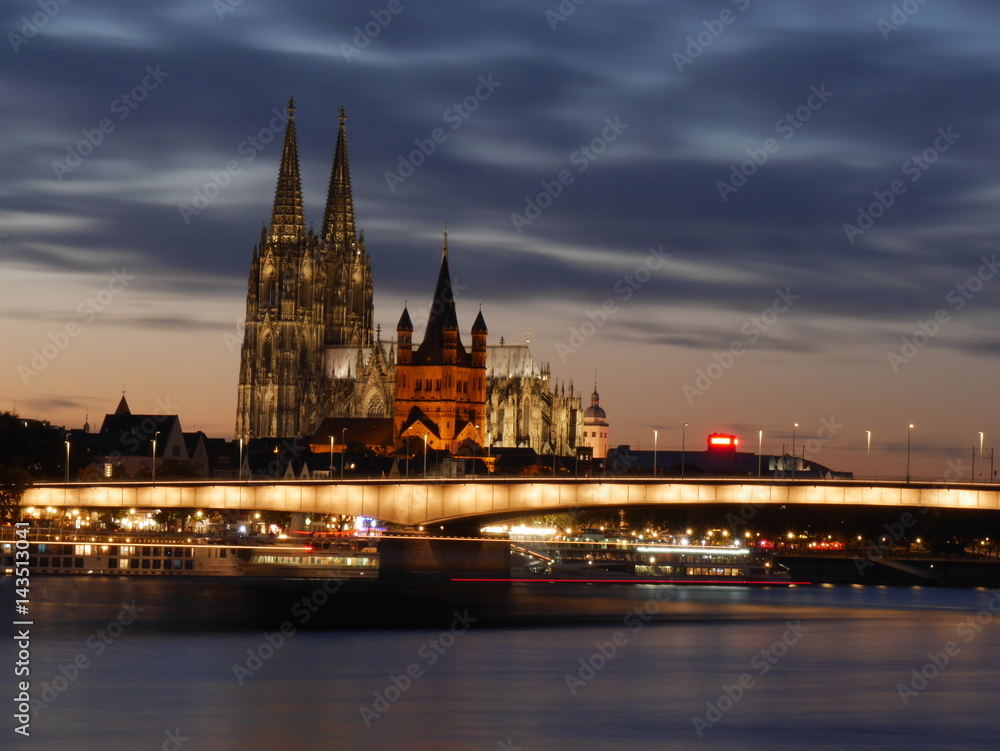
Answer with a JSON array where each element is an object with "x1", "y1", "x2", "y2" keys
[{"x1": 236, "y1": 101, "x2": 583, "y2": 454}]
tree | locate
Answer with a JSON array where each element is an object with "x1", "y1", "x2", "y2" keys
[
  {"x1": 0, "y1": 411, "x2": 64, "y2": 479},
  {"x1": 0, "y1": 466, "x2": 33, "y2": 523}
]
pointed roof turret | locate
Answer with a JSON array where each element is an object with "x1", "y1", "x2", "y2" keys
[
  {"x1": 472, "y1": 305, "x2": 488, "y2": 334},
  {"x1": 396, "y1": 303, "x2": 413, "y2": 332},
  {"x1": 269, "y1": 98, "x2": 305, "y2": 244},
  {"x1": 415, "y1": 235, "x2": 467, "y2": 361},
  {"x1": 321, "y1": 106, "x2": 357, "y2": 250},
  {"x1": 115, "y1": 393, "x2": 131, "y2": 415}
]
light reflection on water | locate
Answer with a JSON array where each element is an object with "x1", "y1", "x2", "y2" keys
[{"x1": 11, "y1": 581, "x2": 1000, "y2": 751}]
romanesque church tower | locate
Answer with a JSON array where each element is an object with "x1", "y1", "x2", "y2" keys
[{"x1": 394, "y1": 233, "x2": 487, "y2": 452}]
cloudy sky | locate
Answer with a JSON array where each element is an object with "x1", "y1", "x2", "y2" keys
[{"x1": 4, "y1": 0, "x2": 1000, "y2": 478}]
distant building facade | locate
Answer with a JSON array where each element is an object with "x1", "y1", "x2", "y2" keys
[
  {"x1": 235, "y1": 101, "x2": 581, "y2": 453},
  {"x1": 582, "y1": 383, "x2": 610, "y2": 458}
]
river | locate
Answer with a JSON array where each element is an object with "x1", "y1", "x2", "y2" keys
[{"x1": 7, "y1": 580, "x2": 1000, "y2": 750}]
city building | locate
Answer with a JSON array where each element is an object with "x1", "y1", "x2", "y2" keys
[
  {"x1": 582, "y1": 381, "x2": 610, "y2": 458},
  {"x1": 394, "y1": 232, "x2": 487, "y2": 453},
  {"x1": 234, "y1": 102, "x2": 583, "y2": 453}
]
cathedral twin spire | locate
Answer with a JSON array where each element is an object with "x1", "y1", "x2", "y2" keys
[
  {"x1": 268, "y1": 99, "x2": 359, "y2": 253},
  {"x1": 237, "y1": 99, "x2": 374, "y2": 441},
  {"x1": 322, "y1": 106, "x2": 357, "y2": 251},
  {"x1": 269, "y1": 98, "x2": 305, "y2": 244}
]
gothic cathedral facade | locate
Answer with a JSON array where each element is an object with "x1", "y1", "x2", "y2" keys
[{"x1": 236, "y1": 101, "x2": 583, "y2": 454}]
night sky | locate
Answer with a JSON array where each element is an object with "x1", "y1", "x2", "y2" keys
[{"x1": 4, "y1": 0, "x2": 1000, "y2": 478}]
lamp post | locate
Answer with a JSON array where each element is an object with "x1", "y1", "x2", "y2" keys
[
  {"x1": 757, "y1": 429, "x2": 763, "y2": 479},
  {"x1": 341, "y1": 428, "x2": 347, "y2": 481},
  {"x1": 979, "y1": 431, "x2": 985, "y2": 480},
  {"x1": 329, "y1": 435, "x2": 334, "y2": 479},
  {"x1": 64, "y1": 438, "x2": 70, "y2": 483},
  {"x1": 423, "y1": 434, "x2": 428, "y2": 476},
  {"x1": 652, "y1": 429, "x2": 658, "y2": 478},
  {"x1": 681, "y1": 423, "x2": 688, "y2": 478},
  {"x1": 866, "y1": 429, "x2": 871, "y2": 477},
  {"x1": 791, "y1": 423, "x2": 798, "y2": 478},
  {"x1": 238, "y1": 437, "x2": 244, "y2": 481},
  {"x1": 906, "y1": 424, "x2": 914, "y2": 482},
  {"x1": 152, "y1": 431, "x2": 159, "y2": 485}
]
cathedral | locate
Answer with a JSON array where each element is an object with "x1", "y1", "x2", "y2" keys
[{"x1": 235, "y1": 101, "x2": 584, "y2": 455}]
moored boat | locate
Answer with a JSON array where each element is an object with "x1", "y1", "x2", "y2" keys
[{"x1": 512, "y1": 539, "x2": 793, "y2": 585}]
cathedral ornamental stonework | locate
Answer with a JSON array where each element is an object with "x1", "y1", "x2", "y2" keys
[{"x1": 236, "y1": 101, "x2": 585, "y2": 455}]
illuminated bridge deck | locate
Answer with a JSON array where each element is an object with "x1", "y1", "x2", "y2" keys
[{"x1": 24, "y1": 478, "x2": 1000, "y2": 527}]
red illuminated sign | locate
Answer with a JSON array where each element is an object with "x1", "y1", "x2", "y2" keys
[{"x1": 707, "y1": 433, "x2": 739, "y2": 451}]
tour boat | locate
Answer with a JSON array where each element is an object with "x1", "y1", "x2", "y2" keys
[{"x1": 511, "y1": 540, "x2": 792, "y2": 585}]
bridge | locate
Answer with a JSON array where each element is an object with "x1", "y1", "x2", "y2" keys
[{"x1": 22, "y1": 478, "x2": 1000, "y2": 528}]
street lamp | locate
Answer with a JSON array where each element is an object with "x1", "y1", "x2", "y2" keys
[
  {"x1": 791, "y1": 423, "x2": 798, "y2": 478},
  {"x1": 64, "y1": 438, "x2": 70, "y2": 483},
  {"x1": 682, "y1": 423, "x2": 688, "y2": 478},
  {"x1": 341, "y1": 428, "x2": 347, "y2": 481},
  {"x1": 757, "y1": 429, "x2": 763, "y2": 479},
  {"x1": 979, "y1": 431, "x2": 985, "y2": 480},
  {"x1": 866, "y1": 429, "x2": 871, "y2": 476},
  {"x1": 152, "y1": 431, "x2": 160, "y2": 485},
  {"x1": 653, "y1": 429, "x2": 658, "y2": 478},
  {"x1": 329, "y1": 434, "x2": 334, "y2": 479},
  {"x1": 906, "y1": 424, "x2": 914, "y2": 482}
]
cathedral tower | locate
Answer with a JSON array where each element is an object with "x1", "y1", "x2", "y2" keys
[
  {"x1": 236, "y1": 99, "x2": 324, "y2": 441},
  {"x1": 321, "y1": 107, "x2": 374, "y2": 349}
]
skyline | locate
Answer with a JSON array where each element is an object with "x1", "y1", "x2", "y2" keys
[{"x1": 4, "y1": 1, "x2": 1000, "y2": 478}]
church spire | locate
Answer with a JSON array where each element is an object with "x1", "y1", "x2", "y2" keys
[
  {"x1": 269, "y1": 98, "x2": 305, "y2": 244},
  {"x1": 322, "y1": 105, "x2": 357, "y2": 250}
]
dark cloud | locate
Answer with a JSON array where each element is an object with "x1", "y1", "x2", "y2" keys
[{"x1": 4, "y1": 0, "x2": 1000, "y2": 449}]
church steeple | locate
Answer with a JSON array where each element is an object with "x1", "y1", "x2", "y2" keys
[
  {"x1": 269, "y1": 98, "x2": 305, "y2": 244},
  {"x1": 321, "y1": 106, "x2": 357, "y2": 250},
  {"x1": 415, "y1": 231, "x2": 464, "y2": 361}
]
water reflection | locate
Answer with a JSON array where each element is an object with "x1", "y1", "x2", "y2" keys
[{"x1": 18, "y1": 581, "x2": 1000, "y2": 750}]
